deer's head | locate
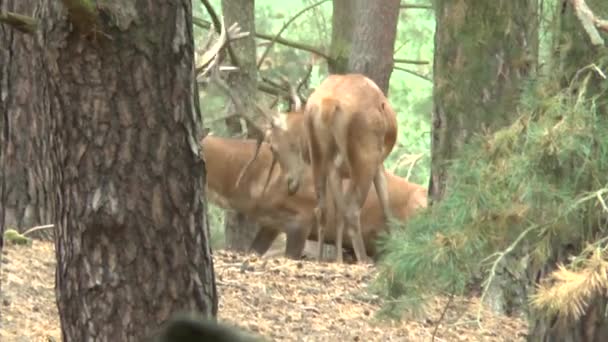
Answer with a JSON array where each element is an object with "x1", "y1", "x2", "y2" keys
[{"x1": 265, "y1": 112, "x2": 308, "y2": 195}]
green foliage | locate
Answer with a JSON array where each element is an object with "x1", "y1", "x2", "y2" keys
[
  {"x1": 4, "y1": 228, "x2": 32, "y2": 246},
  {"x1": 208, "y1": 203, "x2": 226, "y2": 250},
  {"x1": 373, "y1": 66, "x2": 608, "y2": 318}
]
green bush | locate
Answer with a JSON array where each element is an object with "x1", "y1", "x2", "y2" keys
[{"x1": 373, "y1": 69, "x2": 608, "y2": 319}]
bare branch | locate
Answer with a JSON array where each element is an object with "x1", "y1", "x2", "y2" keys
[
  {"x1": 394, "y1": 66, "x2": 432, "y2": 82},
  {"x1": 394, "y1": 58, "x2": 430, "y2": 65},
  {"x1": 199, "y1": 0, "x2": 241, "y2": 67},
  {"x1": 21, "y1": 224, "x2": 54, "y2": 237},
  {"x1": 569, "y1": 0, "x2": 608, "y2": 46},
  {"x1": 400, "y1": 3, "x2": 433, "y2": 10},
  {"x1": 193, "y1": 16, "x2": 330, "y2": 59},
  {"x1": 256, "y1": 0, "x2": 331, "y2": 70},
  {"x1": 0, "y1": 11, "x2": 37, "y2": 34}
]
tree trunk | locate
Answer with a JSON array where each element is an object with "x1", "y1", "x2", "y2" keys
[
  {"x1": 328, "y1": 0, "x2": 354, "y2": 74},
  {"x1": 430, "y1": 0, "x2": 538, "y2": 203},
  {"x1": 527, "y1": 1, "x2": 608, "y2": 340},
  {"x1": 220, "y1": 0, "x2": 261, "y2": 253},
  {"x1": 0, "y1": 0, "x2": 52, "y2": 239},
  {"x1": 347, "y1": 0, "x2": 400, "y2": 94},
  {"x1": 31, "y1": 2, "x2": 217, "y2": 340},
  {"x1": 430, "y1": 0, "x2": 539, "y2": 315}
]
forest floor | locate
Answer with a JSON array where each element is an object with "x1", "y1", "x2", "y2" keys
[{"x1": 1, "y1": 240, "x2": 528, "y2": 341}]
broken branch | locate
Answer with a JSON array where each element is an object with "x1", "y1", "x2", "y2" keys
[
  {"x1": 193, "y1": 16, "x2": 330, "y2": 59},
  {"x1": 394, "y1": 58, "x2": 430, "y2": 65},
  {"x1": 0, "y1": 11, "x2": 37, "y2": 34},
  {"x1": 569, "y1": 0, "x2": 608, "y2": 46}
]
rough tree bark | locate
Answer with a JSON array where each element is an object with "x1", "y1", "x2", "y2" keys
[
  {"x1": 347, "y1": 0, "x2": 400, "y2": 94},
  {"x1": 430, "y1": 0, "x2": 538, "y2": 203},
  {"x1": 25, "y1": 1, "x2": 217, "y2": 340},
  {"x1": 327, "y1": 0, "x2": 354, "y2": 74},
  {"x1": 430, "y1": 0, "x2": 538, "y2": 315},
  {"x1": 527, "y1": 1, "x2": 608, "y2": 340},
  {"x1": 220, "y1": 0, "x2": 261, "y2": 252},
  {"x1": 0, "y1": 0, "x2": 52, "y2": 239}
]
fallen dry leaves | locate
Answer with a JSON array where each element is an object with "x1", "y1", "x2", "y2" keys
[{"x1": 1, "y1": 241, "x2": 528, "y2": 341}]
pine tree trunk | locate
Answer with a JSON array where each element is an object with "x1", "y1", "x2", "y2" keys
[
  {"x1": 431, "y1": 0, "x2": 539, "y2": 315},
  {"x1": 347, "y1": 0, "x2": 400, "y2": 94},
  {"x1": 527, "y1": 1, "x2": 608, "y2": 340},
  {"x1": 430, "y1": 0, "x2": 538, "y2": 202},
  {"x1": 30, "y1": 2, "x2": 217, "y2": 340},
  {"x1": 328, "y1": 0, "x2": 354, "y2": 74},
  {"x1": 0, "y1": 0, "x2": 52, "y2": 239},
  {"x1": 220, "y1": 0, "x2": 261, "y2": 253}
]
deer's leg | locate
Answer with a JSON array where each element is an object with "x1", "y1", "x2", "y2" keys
[
  {"x1": 373, "y1": 164, "x2": 392, "y2": 224},
  {"x1": 284, "y1": 221, "x2": 309, "y2": 260},
  {"x1": 327, "y1": 167, "x2": 346, "y2": 263},
  {"x1": 249, "y1": 226, "x2": 281, "y2": 256},
  {"x1": 309, "y1": 142, "x2": 329, "y2": 262},
  {"x1": 343, "y1": 160, "x2": 376, "y2": 264}
]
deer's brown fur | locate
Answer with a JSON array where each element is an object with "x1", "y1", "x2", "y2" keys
[
  {"x1": 202, "y1": 135, "x2": 422, "y2": 260},
  {"x1": 263, "y1": 74, "x2": 398, "y2": 263}
]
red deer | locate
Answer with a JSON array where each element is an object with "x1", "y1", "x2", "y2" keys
[
  {"x1": 241, "y1": 74, "x2": 398, "y2": 264},
  {"x1": 201, "y1": 135, "x2": 424, "y2": 260}
]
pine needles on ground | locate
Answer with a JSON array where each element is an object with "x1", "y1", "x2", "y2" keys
[{"x1": 372, "y1": 67, "x2": 608, "y2": 322}]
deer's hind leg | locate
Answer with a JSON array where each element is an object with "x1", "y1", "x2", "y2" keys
[
  {"x1": 308, "y1": 129, "x2": 331, "y2": 262},
  {"x1": 373, "y1": 164, "x2": 392, "y2": 225},
  {"x1": 327, "y1": 166, "x2": 346, "y2": 263}
]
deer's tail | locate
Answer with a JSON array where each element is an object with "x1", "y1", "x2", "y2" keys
[{"x1": 319, "y1": 98, "x2": 340, "y2": 125}]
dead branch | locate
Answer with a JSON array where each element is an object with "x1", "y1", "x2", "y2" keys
[
  {"x1": 199, "y1": 0, "x2": 242, "y2": 67},
  {"x1": 394, "y1": 58, "x2": 430, "y2": 65},
  {"x1": 400, "y1": 3, "x2": 433, "y2": 10},
  {"x1": 0, "y1": 11, "x2": 37, "y2": 34},
  {"x1": 256, "y1": 0, "x2": 330, "y2": 70},
  {"x1": 195, "y1": 17, "x2": 249, "y2": 77},
  {"x1": 193, "y1": 16, "x2": 330, "y2": 59},
  {"x1": 394, "y1": 66, "x2": 432, "y2": 82},
  {"x1": 569, "y1": 0, "x2": 608, "y2": 46},
  {"x1": 21, "y1": 224, "x2": 54, "y2": 237},
  {"x1": 432, "y1": 290, "x2": 455, "y2": 342}
]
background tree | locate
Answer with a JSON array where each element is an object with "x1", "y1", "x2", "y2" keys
[
  {"x1": 527, "y1": 1, "x2": 608, "y2": 340},
  {"x1": 429, "y1": 0, "x2": 539, "y2": 203},
  {"x1": 0, "y1": 0, "x2": 51, "y2": 239},
  {"x1": 376, "y1": 0, "x2": 541, "y2": 319},
  {"x1": 218, "y1": 0, "x2": 263, "y2": 252},
  {"x1": 1, "y1": 1, "x2": 219, "y2": 339},
  {"x1": 347, "y1": 0, "x2": 401, "y2": 94},
  {"x1": 327, "y1": 0, "x2": 353, "y2": 74}
]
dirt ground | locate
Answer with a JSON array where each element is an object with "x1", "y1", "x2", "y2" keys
[{"x1": 1, "y1": 240, "x2": 528, "y2": 341}]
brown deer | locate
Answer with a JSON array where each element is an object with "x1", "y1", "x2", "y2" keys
[
  {"x1": 201, "y1": 135, "x2": 423, "y2": 260},
  {"x1": 241, "y1": 74, "x2": 398, "y2": 264}
]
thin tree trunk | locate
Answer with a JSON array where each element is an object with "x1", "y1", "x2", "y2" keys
[
  {"x1": 430, "y1": 0, "x2": 538, "y2": 203},
  {"x1": 528, "y1": 1, "x2": 608, "y2": 339},
  {"x1": 30, "y1": 1, "x2": 217, "y2": 340},
  {"x1": 0, "y1": 0, "x2": 51, "y2": 239},
  {"x1": 328, "y1": 0, "x2": 354, "y2": 74},
  {"x1": 221, "y1": 0, "x2": 261, "y2": 252},
  {"x1": 347, "y1": 0, "x2": 400, "y2": 94}
]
